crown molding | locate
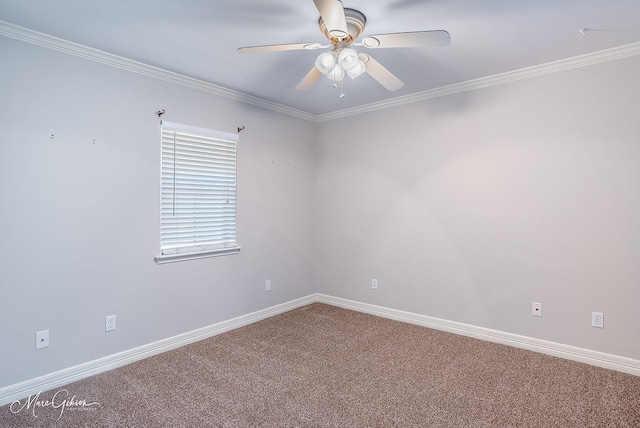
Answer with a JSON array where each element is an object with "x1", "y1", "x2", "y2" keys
[
  {"x1": 2, "y1": 20, "x2": 639, "y2": 123},
  {"x1": 0, "y1": 20, "x2": 317, "y2": 122},
  {"x1": 316, "y1": 41, "x2": 640, "y2": 122}
]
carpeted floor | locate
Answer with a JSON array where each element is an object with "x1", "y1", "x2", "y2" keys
[{"x1": 2, "y1": 303, "x2": 639, "y2": 427}]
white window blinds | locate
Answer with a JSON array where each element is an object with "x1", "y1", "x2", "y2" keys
[{"x1": 155, "y1": 121, "x2": 240, "y2": 264}]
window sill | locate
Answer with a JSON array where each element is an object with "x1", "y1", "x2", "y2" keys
[{"x1": 154, "y1": 246, "x2": 241, "y2": 264}]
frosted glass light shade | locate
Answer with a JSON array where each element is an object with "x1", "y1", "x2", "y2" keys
[
  {"x1": 347, "y1": 59, "x2": 366, "y2": 79},
  {"x1": 338, "y1": 48, "x2": 359, "y2": 70},
  {"x1": 315, "y1": 51, "x2": 336, "y2": 75}
]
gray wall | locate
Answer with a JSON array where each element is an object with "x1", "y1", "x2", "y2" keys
[
  {"x1": 316, "y1": 55, "x2": 640, "y2": 360},
  {"x1": 0, "y1": 37, "x2": 317, "y2": 387},
  {"x1": 2, "y1": 32, "x2": 639, "y2": 390}
]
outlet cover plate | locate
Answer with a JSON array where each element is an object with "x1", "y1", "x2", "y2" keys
[
  {"x1": 591, "y1": 311, "x2": 604, "y2": 328},
  {"x1": 106, "y1": 315, "x2": 116, "y2": 332},
  {"x1": 371, "y1": 279, "x2": 378, "y2": 290},
  {"x1": 35, "y1": 330, "x2": 49, "y2": 349},
  {"x1": 532, "y1": 302, "x2": 542, "y2": 317}
]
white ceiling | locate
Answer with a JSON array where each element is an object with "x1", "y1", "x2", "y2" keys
[{"x1": 1, "y1": 0, "x2": 640, "y2": 116}]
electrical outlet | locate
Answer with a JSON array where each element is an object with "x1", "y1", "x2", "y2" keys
[
  {"x1": 371, "y1": 278, "x2": 378, "y2": 290},
  {"x1": 105, "y1": 315, "x2": 116, "y2": 332},
  {"x1": 591, "y1": 312, "x2": 604, "y2": 328},
  {"x1": 265, "y1": 280, "x2": 271, "y2": 292},
  {"x1": 532, "y1": 302, "x2": 542, "y2": 317},
  {"x1": 35, "y1": 330, "x2": 49, "y2": 349}
]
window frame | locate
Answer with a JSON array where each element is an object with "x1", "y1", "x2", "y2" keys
[{"x1": 154, "y1": 121, "x2": 240, "y2": 264}]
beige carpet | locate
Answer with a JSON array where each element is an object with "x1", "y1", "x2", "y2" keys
[{"x1": 2, "y1": 303, "x2": 639, "y2": 427}]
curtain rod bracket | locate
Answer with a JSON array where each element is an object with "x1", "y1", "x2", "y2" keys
[
  {"x1": 237, "y1": 126, "x2": 245, "y2": 133},
  {"x1": 156, "y1": 109, "x2": 166, "y2": 117}
]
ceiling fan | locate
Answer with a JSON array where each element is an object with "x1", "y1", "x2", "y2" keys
[{"x1": 237, "y1": 0, "x2": 450, "y2": 95}]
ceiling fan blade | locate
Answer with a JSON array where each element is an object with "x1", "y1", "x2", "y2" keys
[
  {"x1": 360, "y1": 54, "x2": 404, "y2": 91},
  {"x1": 313, "y1": 0, "x2": 349, "y2": 39},
  {"x1": 238, "y1": 42, "x2": 325, "y2": 54},
  {"x1": 362, "y1": 30, "x2": 451, "y2": 49},
  {"x1": 296, "y1": 67, "x2": 323, "y2": 90}
]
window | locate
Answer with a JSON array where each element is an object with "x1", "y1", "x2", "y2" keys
[{"x1": 155, "y1": 121, "x2": 240, "y2": 264}]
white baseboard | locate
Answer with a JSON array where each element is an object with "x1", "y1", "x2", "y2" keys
[
  {"x1": 0, "y1": 294, "x2": 316, "y2": 406},
  {"x1": 2, "y1": 293, "x2": 638, "y2": 406},
  {"x1": 316, "y1": 294, "x2": 640, "y2": 377}
]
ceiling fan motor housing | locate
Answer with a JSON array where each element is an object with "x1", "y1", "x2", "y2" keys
[{"x1": 319, "y1": 8, "x2": 366, "y2": 43}]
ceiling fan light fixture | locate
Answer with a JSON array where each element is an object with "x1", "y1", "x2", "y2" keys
[
  {"x1": 315, "y1": 51, "x2": 336, "y2": 74},
  {"x1": 327, "y1": 62, "x2": 345, "y2": 81},
  {"x1": 347, "y1": 59, "x2": 366, "y2": 79},
  {"x1": 338, "y1": 48, "x2": 359, "y2": 70}
]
